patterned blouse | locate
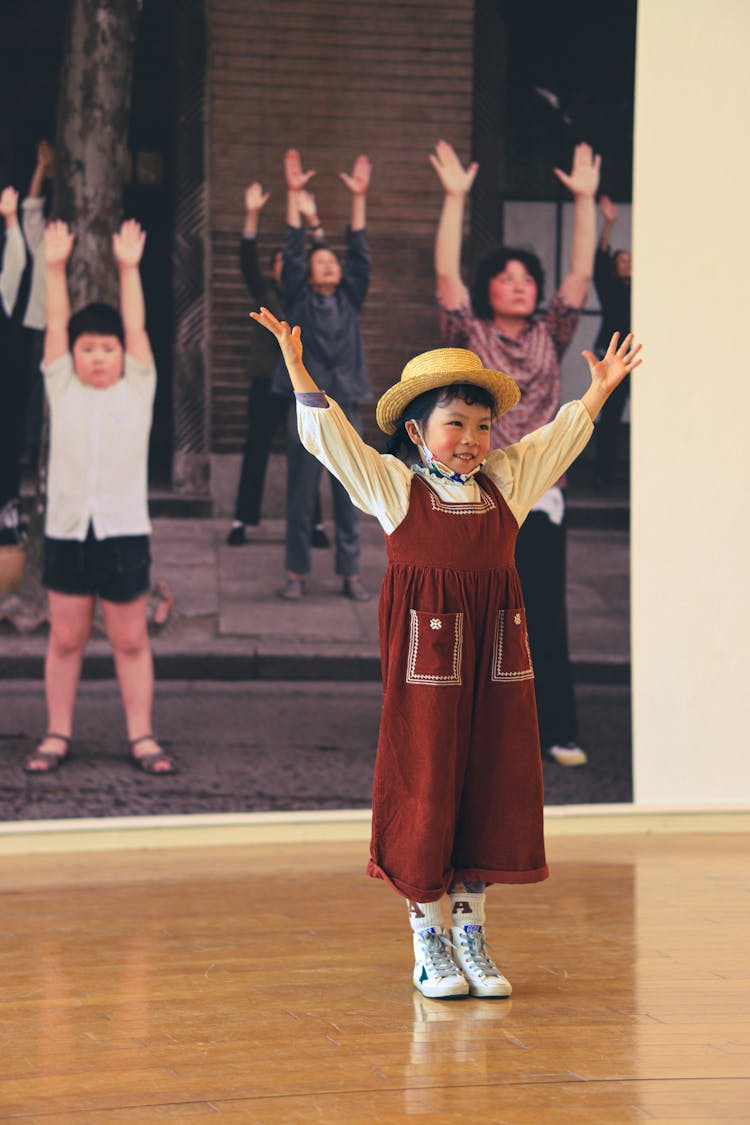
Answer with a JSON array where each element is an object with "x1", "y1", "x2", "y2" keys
[{"x1": 438, "y1": 291, "x2": 580, "y2": 450}]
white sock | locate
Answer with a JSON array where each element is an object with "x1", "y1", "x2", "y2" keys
[
  {"x1": 448, "y1": 890, "x2": 486, "y2": 929},
  {"x1": 407, "y1": 898, "x2": 445, "y2": 933},
  {"x1": 231, "y1": 520, "x2": 243, "y2": 529}
]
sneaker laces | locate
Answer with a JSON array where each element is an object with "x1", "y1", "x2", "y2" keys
[
  {"x1": 417, "y1": 928, "x2": 461, "y2": 979},
  {"x1": 458, "y1": 926, "x2": 501, "y2": 979}
]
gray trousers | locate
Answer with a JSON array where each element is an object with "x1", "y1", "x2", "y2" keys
[{"x1": 285, "y1": 401, "x2": 361, "y2": 577}]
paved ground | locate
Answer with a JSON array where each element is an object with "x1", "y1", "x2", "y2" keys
[
  {"x1": 0, "y1": 680, "x2": 631, "y2": 820},
  {"x1": 0, "y1": 463, "x2": 632, "y2": 817}
]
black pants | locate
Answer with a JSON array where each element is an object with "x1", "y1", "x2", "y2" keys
[
  {"x1": 0, "y1": 325, "x2": 32, "y2": 508},
  {"x1": 514, "y1": 509, "x2": 578, "y2": 749},
  {"x1": 594, "y1": 375, "x2": 629, "y2": 484},
  {"x1": 233, "y1": 381, "x2": 323, "y2": 528},
  {"x1": 285, "y1": 401, "x2": 361, "y2": 577},
  {"x1": 233, "y1": 380, "x2": 290, "y2": 525}
]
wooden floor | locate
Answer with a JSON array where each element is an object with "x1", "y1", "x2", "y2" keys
[{"x1": 0, "y1": 832, "x2": 748, "y2": 1123}]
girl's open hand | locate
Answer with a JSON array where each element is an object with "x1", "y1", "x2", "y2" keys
[
  {"x1": 113, "y1": 219, "x2": 146, "y2": 267},
  {"x1": 44, "y1": 219, "x2": 75, "y2": 266},
  {"x1": 250, "y1": 306, "x2": 304, "y2": 367},
  {"x1": 582, "y1": 332, "x2": 642, "y2": 395},
  {"x1": 428, "y1": 139, "x2": 479, "y2": 197}
]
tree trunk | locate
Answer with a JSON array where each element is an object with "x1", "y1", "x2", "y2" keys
[
  {"x1": 53, "y1": 0, "x2": 140, "y2": 307},
  {"x1": 1, "y1": 0, "x2": 140, "y2": 631},
  {"x1": 171, "y1": 0, "x2": 210, "y2": 495}
]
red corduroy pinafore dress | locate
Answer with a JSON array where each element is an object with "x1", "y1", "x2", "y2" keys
[{"x1": 366, "y1": 472, "x2": 549, "y2": 902}]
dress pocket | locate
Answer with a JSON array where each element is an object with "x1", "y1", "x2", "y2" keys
[
  {"x1": 491, "y1": 608, "x2": 534, "y2": 682},
  {"x1": 406, "y1": 609, "x2": 464, "y2": 685}
]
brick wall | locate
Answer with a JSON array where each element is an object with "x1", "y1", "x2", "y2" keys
[{"x1": 207, "y1": 0, "x2": 475, "y2": 451}]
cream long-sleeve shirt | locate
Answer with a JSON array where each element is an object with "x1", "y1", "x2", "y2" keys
[
  {"x1": 43, "y1": 352, "x2": 156, "y2": 540},
  {"x1": 20, "y1": 196, "x2": 46, "y2": 331},
  {"x1": 296, "y1": 396, "x2": 593, "y2": 535},
  {"x1": 0, "y1": 223, "x2": 26, "y2": 318}
]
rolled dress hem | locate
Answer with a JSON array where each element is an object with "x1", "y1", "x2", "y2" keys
[{"x1": 366, "y1": 859, "x2": 549, "y2": 902}]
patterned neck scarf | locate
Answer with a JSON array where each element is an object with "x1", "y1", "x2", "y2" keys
[{"x1": 411, "y1": 421, "x2": 484, "y2": 484}]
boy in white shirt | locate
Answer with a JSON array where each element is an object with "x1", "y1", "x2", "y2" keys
[{"x1": 24, "y1": 219, "x2": 175, "y2": 775}]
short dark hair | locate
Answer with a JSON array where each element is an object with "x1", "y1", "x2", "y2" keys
[
  {"x1": 471, "y1": 247, "x2": 545, "y2": 321},
  {"x1": 385, "y1": 383, "x2": 496, "y2": 458},
  {"x1": 68, "y1": 302, "x2": 124, "y2": 349}
]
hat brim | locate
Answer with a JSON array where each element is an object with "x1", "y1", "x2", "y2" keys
[{"x1": 376, "y1": 368, "x2": 520, "y2": 435}]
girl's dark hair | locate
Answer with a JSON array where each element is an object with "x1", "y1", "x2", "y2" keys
[
  {"x1": 471, "y1": 246, "x2": 545, "y2": 321},
  {"x1": 385, "y1": 383, "x2": 496, "y2": 458},
  {"x1": 68, "y1": 302, "x2": 124, "y2": 349}
]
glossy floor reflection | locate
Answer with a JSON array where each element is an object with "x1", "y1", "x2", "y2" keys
[{"x1": 0, "y1": 832, "x2": 747, "y2": 1121}]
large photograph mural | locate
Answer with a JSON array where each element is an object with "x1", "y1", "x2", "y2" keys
[{"x1": 0, "y1": 0, "x2": 636, "y2": 823}]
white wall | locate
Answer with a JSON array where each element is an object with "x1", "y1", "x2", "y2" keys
[{"x1": 631, "y1": 0, "x2": 750, "y2": 806}]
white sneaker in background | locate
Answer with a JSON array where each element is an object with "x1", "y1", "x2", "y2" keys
[
  {"x1": 548, "y1": 741, "x2": 589, "y2": 766},
  {"x1": 450, "y1": 925, "x2": 512, "y2": 998},
  {"x1": 412, "y1": 927, "x2": 469, "y2": 999}
]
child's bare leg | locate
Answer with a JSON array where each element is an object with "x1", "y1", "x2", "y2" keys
[
  {"x1": 36, "y1": 592, "x2": 95, "y2": 764},
  {"x1": 101, "y1": 595, "x2": 172, "y2": 772}
]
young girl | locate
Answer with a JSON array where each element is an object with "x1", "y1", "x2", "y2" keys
[
  {"x1": 252, "y1": 305, "x2": 641, "y2": 999},
  {"x1": 23, "y1": 219, "x2": 174, "y2": 776}
]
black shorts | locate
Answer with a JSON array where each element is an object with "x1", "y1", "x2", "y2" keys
[{"x1": 43, "y1": 526, "x2": 151, "y2": 604}]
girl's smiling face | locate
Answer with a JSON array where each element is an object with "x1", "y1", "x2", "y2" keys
[
  {"x1": 407, "y1": 398, "x2": 492, "y2": 474},
  {"x1": 72, "y1": 332, "x2": 124, "y2": 388}
]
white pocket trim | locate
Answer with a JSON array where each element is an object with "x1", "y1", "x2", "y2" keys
[
  {"x1": 406, "y1": 609, "x2": 464, "y2": 685},
  {"x1": 491, "y1": 609, "x2": 534, "y2": 682}
]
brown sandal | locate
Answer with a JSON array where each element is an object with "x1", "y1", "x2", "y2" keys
[
  {"x1": 129, "y1": 734, "x2": 177, "y2": 775},
  {"x1": 24, "y1": 733, "x2": 71, "y2": 774}
]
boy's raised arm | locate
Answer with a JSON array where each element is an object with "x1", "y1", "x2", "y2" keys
[
  {"x1": 43, "y1": 220, "x2": 74, "y2": 365},
  {"x1": 113, "y1": 219, "x2": 152, "y2": 366}
]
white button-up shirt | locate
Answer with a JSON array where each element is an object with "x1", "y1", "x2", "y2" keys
[{"x1": 43, "y1": 352, "x2": 156, "y2": 540}]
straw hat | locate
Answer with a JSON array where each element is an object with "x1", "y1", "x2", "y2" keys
[{"x1": 375, "y1": 347, "x2": 520, "y2": 435}]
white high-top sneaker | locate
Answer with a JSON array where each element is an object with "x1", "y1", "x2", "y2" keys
[
  {"x1": 412, "y1": 927, "x2": 469, "y2": 999},
  {"x1": 450, "y1": 924, "x2": 512, "y2": 998}
]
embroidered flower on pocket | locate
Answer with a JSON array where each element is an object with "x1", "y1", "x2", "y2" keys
[{"x1": 430, "y1": 618, "x2": 442, "y2": 630}]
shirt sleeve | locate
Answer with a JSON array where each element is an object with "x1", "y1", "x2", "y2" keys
[
  {"x1": 0, "y1": 225, "x2": 27, "y2": 317},
  {"x1": 341, "y1": 227, "x2": 371, "y2": 311},
  {"x1": 436, "y1": 290, "x2": 474, "y2": 347},
  {"x1": 41, "y1": 351, "x2": 76, "y2": 396},
  {"x1": 279, "y1": 224, "x2": 309, "y2": 305},
  {"x1": 540, "y1": 289, "x2": 581, "y2": 359},
  {"x1": 21, "y1": 197, "x2": 45, "y2": 253},
  {"x1": 122, "y1": 353, "x2": 157, "y2": 402},
  {"x1": 593, "y1": 246, "x2": 613, "y2": 304},
  {"x1": 239, "y1": 236, "x2": 269, "y2": 303},
  {"x1": 483, "y1": 400, "x2": 593, "y2": 525},
  {"x1": 296, "y1": 396, "x2": 412, "y2": 533}
]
